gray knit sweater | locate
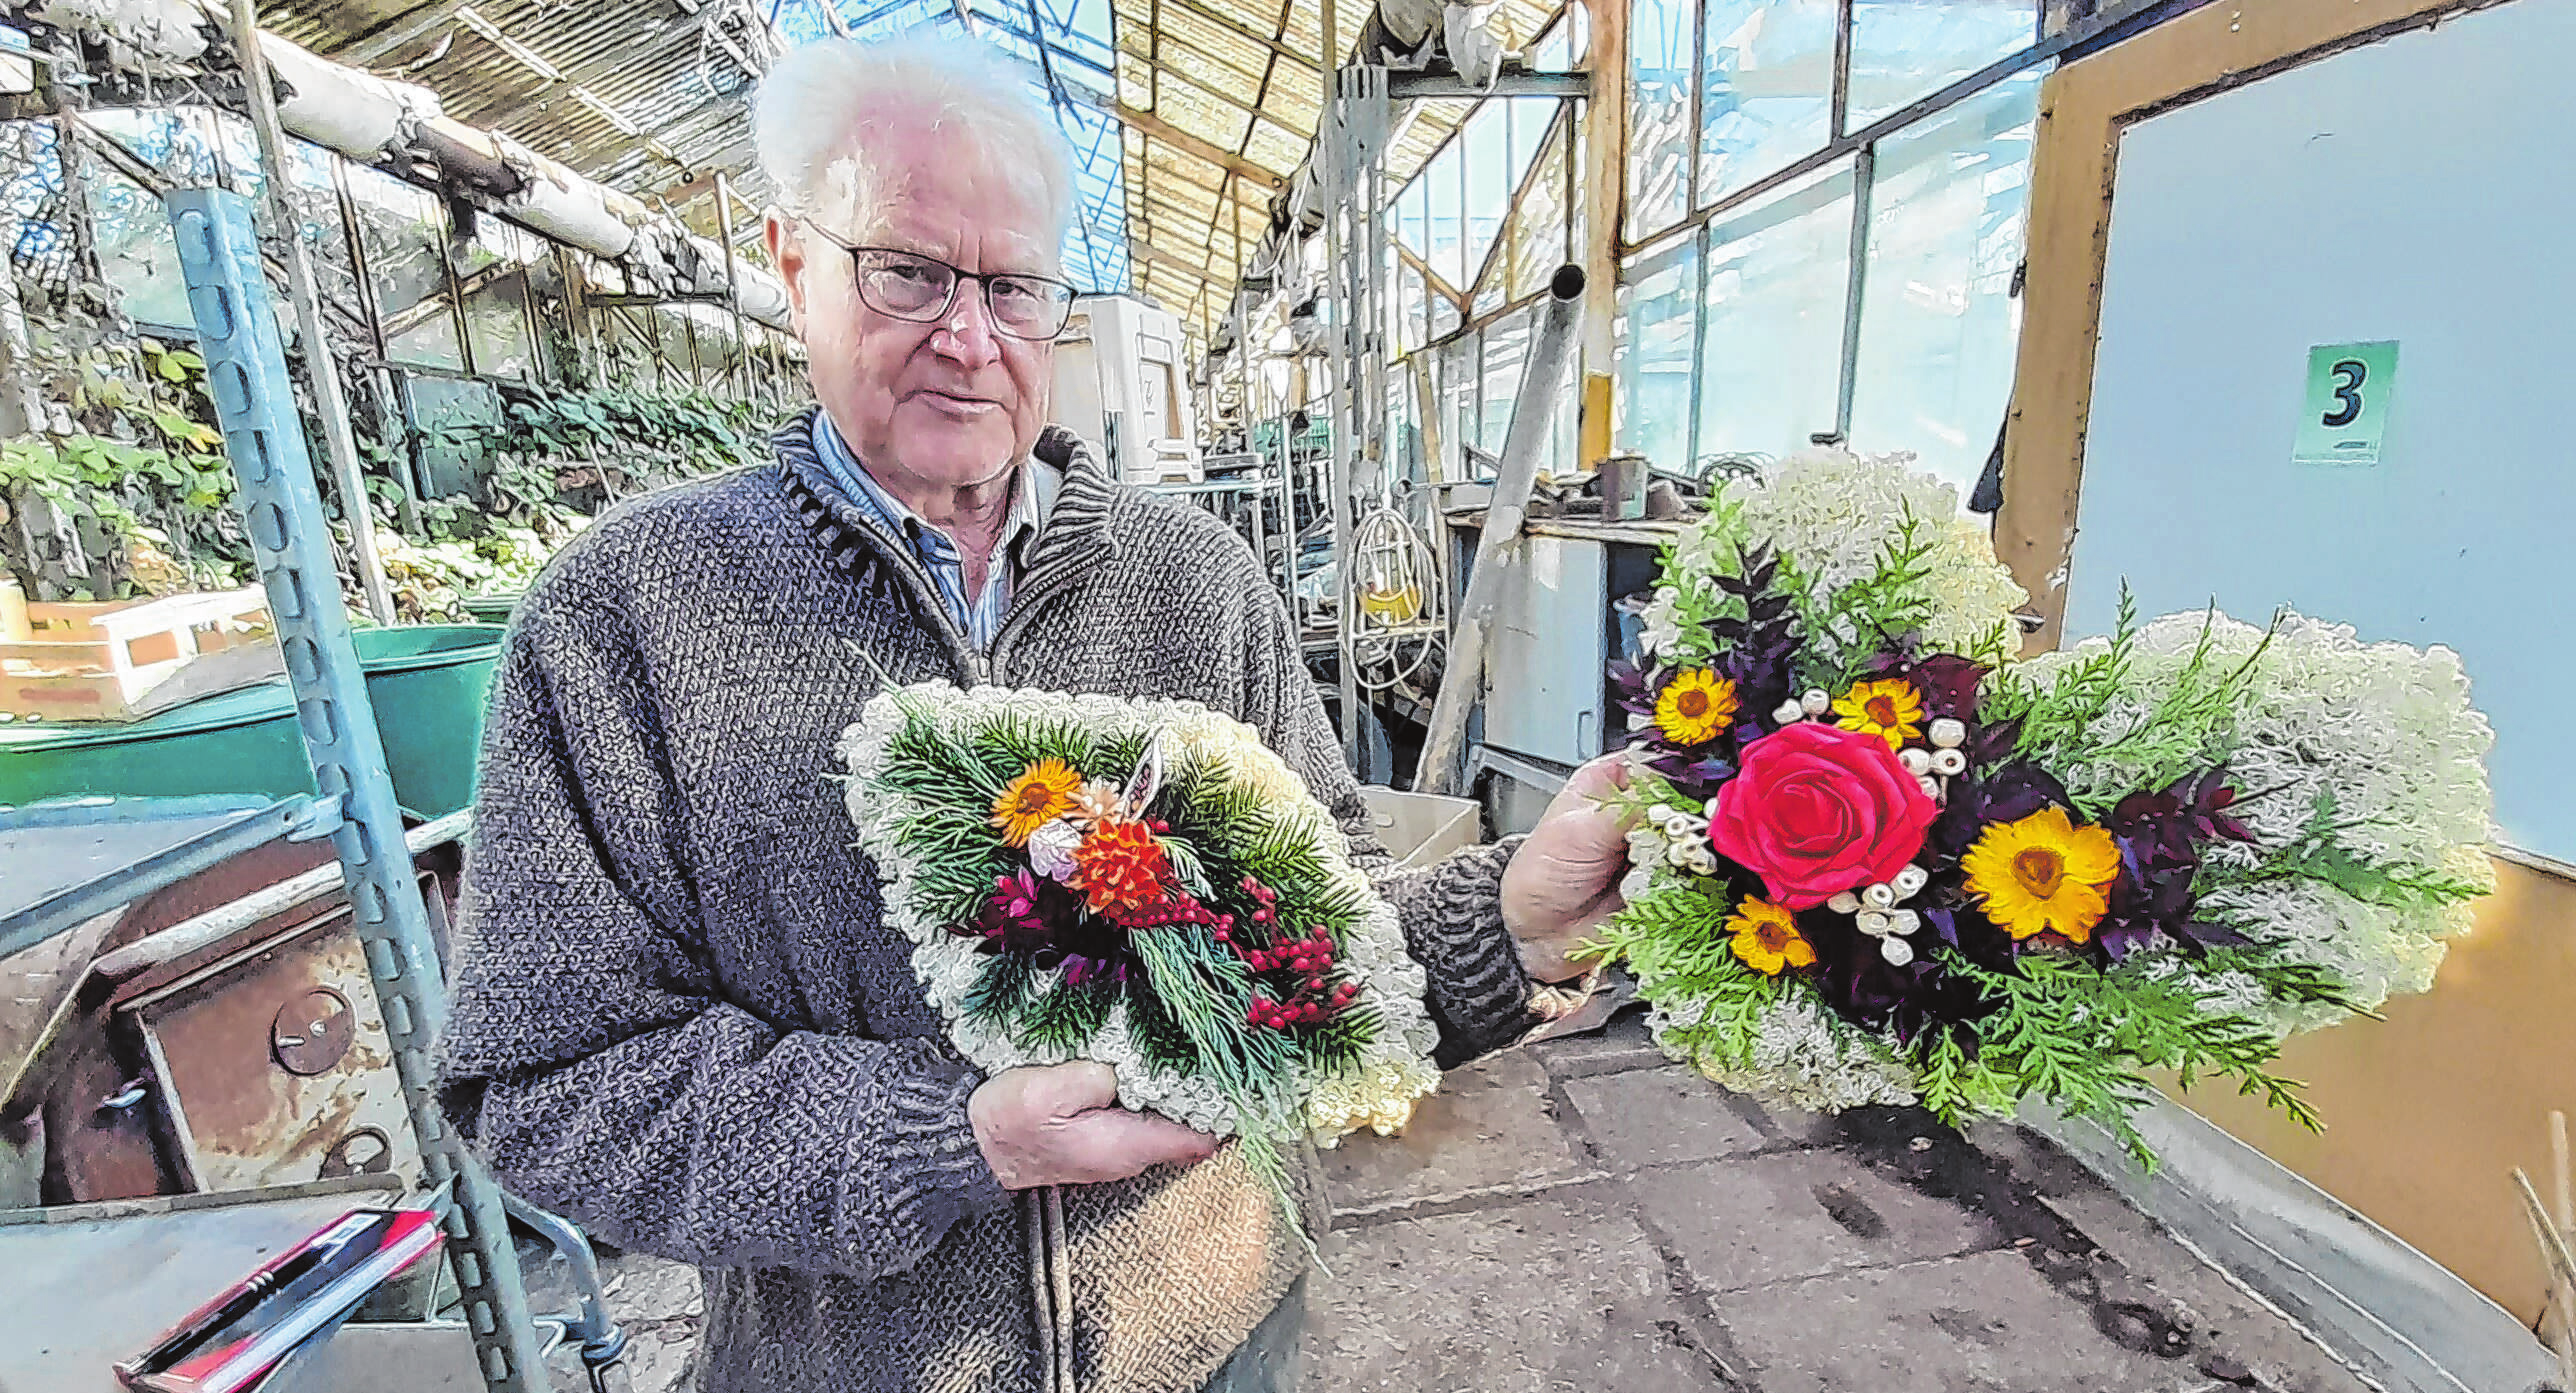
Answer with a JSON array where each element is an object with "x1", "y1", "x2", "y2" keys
[{"x1": 437, "y1": 412, "x2": 1538, "y2": 1393}]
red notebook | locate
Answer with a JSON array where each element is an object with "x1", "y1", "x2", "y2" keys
[{"x1": 115, "y1": 1205, "x2": 445, "y2": 1393}]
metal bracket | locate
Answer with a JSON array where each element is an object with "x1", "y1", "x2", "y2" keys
[
  {"x1": 286, "y1": 792, "x2": 346, "y2": 842},
  {"x1": 164, "y1": 187, "x2": 547, "y2": 1393}
]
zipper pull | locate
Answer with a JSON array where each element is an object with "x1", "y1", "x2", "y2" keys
[{"x1": 963, "y1": 651, "x2": 991, "y2": 685}]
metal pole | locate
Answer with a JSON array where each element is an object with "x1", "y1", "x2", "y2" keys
[
  {"x1": 441, "y1": 200, "x2": 478, "y2": 379},
  {"x1": 1834, "y1": 145, "x2": 1874, "y2": 438},
  {"x1": 1414, "y1": 264, "x2": 1584, "y2": 795},
  {"x1": 330, "y1": 153, "x2": 426, "y2": 536},
  {"x1": 1319, "y1": 31, "x2": 1363, "y2": 769},
  {"x1": 715, "y1": 172, "x2": 752, "y2": 400},
  {"x1": 165, "y1": 188, "x2": 548, "y2": 1393},
  {"x1": 228, "y1": 0, "x2": 395, "y2": 624},
  {"x1": 1234, "y1": 292, "x2": 1265, "y2": 582}
]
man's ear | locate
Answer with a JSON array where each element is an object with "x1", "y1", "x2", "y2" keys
[{"x1": 766, "y1": 210, "x2": 809, "y2": 334}]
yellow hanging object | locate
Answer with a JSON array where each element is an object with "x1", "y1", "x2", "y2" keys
[{"x1": 1358, "y1": 583, "x2": 1422, "y2": 624}]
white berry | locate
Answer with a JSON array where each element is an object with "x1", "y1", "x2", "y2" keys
[
  {"x1": 1801, "y1": 689, "x2": 1832, "y2": 716},
  {"x1": 1930, "y1": 748, "x2": 1967, "y2": 777},
  {"x1": 1862, "y1": 882, "x2": 1897, "y2": 910},
  {"x1": 1929, "y1": 718, "x2": 1967, "y2": 749},
  {"x1": 1899, "y1": 747, "x2": 1933, "y2": 776},
  {"x1": 1773, "y1": 700, "x2": 1805, "y2": 725},
  {"x1": 1891, "y1": 865, "x2": 1929, "y2": 898},
  {"x1": 1881, "y1": 935, "x2": 1916, "y2": 967},
  {"x1": 1827, "y1": 890, "x2": 1861, "y2": 915}
]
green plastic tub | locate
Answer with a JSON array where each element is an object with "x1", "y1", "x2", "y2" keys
[
  {"x1": 460, "y1": 591, "x2": 522, "y2": 626},
  {"x1": 0, "y1": 625, "x2": 505, "y2": 819}
]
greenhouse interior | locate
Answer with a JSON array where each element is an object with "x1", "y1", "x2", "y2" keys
[{"x1": 0, "y1": 0, "x2": 2568, "y2": 1390}]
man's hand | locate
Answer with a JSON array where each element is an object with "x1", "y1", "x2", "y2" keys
[
  {"x1": 1501, "y1": 754, "x2": 1635, "y2": 983},
  {"x1": 971, "y1": 1061, "x2": 1218, "y2": 1189}
]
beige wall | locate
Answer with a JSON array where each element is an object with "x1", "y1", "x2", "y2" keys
[{"x1": 2168, "y1": 858, "x2": 2575, "y2": 1325}]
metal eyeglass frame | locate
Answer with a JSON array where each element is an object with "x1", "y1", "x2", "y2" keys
[{"x1": 802, "y1": 221, "x2": 1075, "y2": 340}]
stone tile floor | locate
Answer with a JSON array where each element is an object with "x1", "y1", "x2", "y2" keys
[{"x1": 526, "y1": 1011, "x2": 2372, "y2": 1393}]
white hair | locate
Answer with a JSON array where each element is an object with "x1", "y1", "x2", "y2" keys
[{"x1": 752, "y1": 34, "x2": 1076, "y2": 249}]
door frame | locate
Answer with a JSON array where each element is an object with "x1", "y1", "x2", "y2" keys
[{"x1": 1993, "y1": 0, "x2": 2517, "y2": 647}]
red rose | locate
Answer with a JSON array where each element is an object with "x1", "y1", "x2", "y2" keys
[{"x1": 1706, "y1": 722, "x2": 1939, "y2": 910}]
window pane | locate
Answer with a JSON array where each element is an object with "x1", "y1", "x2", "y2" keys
[
  {"x1": 1473, "y1": 101, "x2": 1524, "y2": 293},
  {"x1": 1700, "y1": 0, "x2": 1836, "y2": 208},
  {"x1": 1396, "y1": 178, "x2": 1428, "y2": 261},
  {"x1": 81, "y1": 111, "x2": 213, "y2": 330},
  {"x1": 1697, "y1": 161, "x2": 1854, "y2": 465},
  {"x1": 1425, "y1": 140, "x2": 1465, "y2": 289},
  {"x1": 1626, "y1": 0, "x2": 1694, "y2": 241},
  {"x1": 1848, "y1": 0, "x2": 2036, "y2": 130},
  {"x1": 1615, "y1": 235, "x2": 1698, "y2": 472},
  {"x1": 1438, "y1": 332, "x2": 1480, "y2": 475},
  {"x1": 1481, "y1": 309, "x2": 1528, "y2": 453},
  {"x1": 1534, "y1": 7, "x2": 1574, "y2": 69},
  {"x1": 85, "y1": 159, "x2": 190, "y2": 331},
  {"x1": 1507, "y1": 113, "x2": 1573, "y2": 301},
  {"x1": 1395, "y1": 261, "x2": 1427, "y2": 356},
  {"x1": 1463, "y1": 103, "x2": 1511, "y2": 287},
  {"x1": 657, "y1": 306, "x2": 702, "y2": 384},
  {"x1": 1847, "y1": 71, "x2": 2039, "y2": 496},
  {"x1": 465, "y1": 272, "x2": 536, "y2": 380},
  {"x1": 346, "y1": 165, "x2": 464, "y2": 372}
]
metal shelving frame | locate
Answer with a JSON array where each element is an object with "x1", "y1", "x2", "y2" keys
[{"x1": 165, "y1": 186, "x2": 548, "y2": 1393}]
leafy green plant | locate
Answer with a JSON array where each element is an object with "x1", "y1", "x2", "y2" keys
[
  {"x1": 1, "y1": 336, "x2": 254, "y2": 599},
  {"x1": 5, "y1": 311, "x2": 779, "y2": 622}
]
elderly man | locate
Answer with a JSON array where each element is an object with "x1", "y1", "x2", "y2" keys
[{"x1": 438, "y1": 33, "x2": 1628, "y2": 1393}]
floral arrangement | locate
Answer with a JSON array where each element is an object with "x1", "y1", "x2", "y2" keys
[
  {"x1": 841, "y1": 682, "x2": 1442, "y2": 1213},
  {"x1": 1591, "y1": 450, "x2": 2493, "y2": 1160}
]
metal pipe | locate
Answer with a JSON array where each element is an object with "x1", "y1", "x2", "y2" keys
[
  {"x1": 93, "y1": 811, "x2": 474, "y2": 980},
  {"x1": 499, "y1": 1193, "x2": 627, "y2": 1364},
  {"x1": 230, "y1": 0, "x2": 395, "y2": 625},
  {"x1": 1835, "y1": 145, "x2": 1875, "y2": 437},
  {"x1": 1413, "y1": 263, "x2": 1584, "y2": 796},
  {"x1": 715, "y1": 172, "x2": 751, "y2": 399}
]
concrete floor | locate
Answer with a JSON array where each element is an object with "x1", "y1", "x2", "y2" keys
[{"x1": 528, "y1": 1011, "x2": 2373, "y2": 1393}]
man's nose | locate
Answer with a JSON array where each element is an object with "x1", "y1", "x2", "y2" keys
[{"x1": 931, "y1": 282, "x2": 1003, "y2": 367}]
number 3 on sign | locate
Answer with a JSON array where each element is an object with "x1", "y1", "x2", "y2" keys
[{"x1": 2294, "y1": 340, "x2": 2399, "y2": 468}]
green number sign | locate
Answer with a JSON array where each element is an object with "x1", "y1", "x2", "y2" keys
[{"x1": 2293, "y1": 340, "x2": 2399, "y2": 468}]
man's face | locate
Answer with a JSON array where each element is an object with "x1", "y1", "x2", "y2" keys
[{"x1": 773, "y1": 115, "x2": 1059, "y2": 493}]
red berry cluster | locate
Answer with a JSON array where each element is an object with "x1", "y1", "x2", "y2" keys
[
  {"x1": 1231, "y1": 875, "x2": 1360, "y2": 1031},
  {"x1": 1112, "y1": 894, "x2": 1225, "y2": 932}
]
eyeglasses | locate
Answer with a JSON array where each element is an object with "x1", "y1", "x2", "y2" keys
[{"x1": 804, "y1": 224, "x2": 1075, "y2": 341}]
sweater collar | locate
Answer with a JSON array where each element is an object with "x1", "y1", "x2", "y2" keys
[{"x1": 771, "y1": 406, "x2": 1117, "y2": 581}]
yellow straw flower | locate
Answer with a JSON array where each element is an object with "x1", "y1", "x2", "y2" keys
[
  {"x1": 1833, "y1": 678, "x2": 1926, "y2": 750},
  {"x1": 1655, "y1": 668, "x2": 1741, "y2": 745},
  {"x1": 1960, "y1": 806, "x2": 2123, "y2": 942},
  {"x1": 1727, "y1": 896, "x2": 1818, "y2": 976},
  {"x1": 991, "y1": 759, "x2": 1084, "y2": 847}
]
